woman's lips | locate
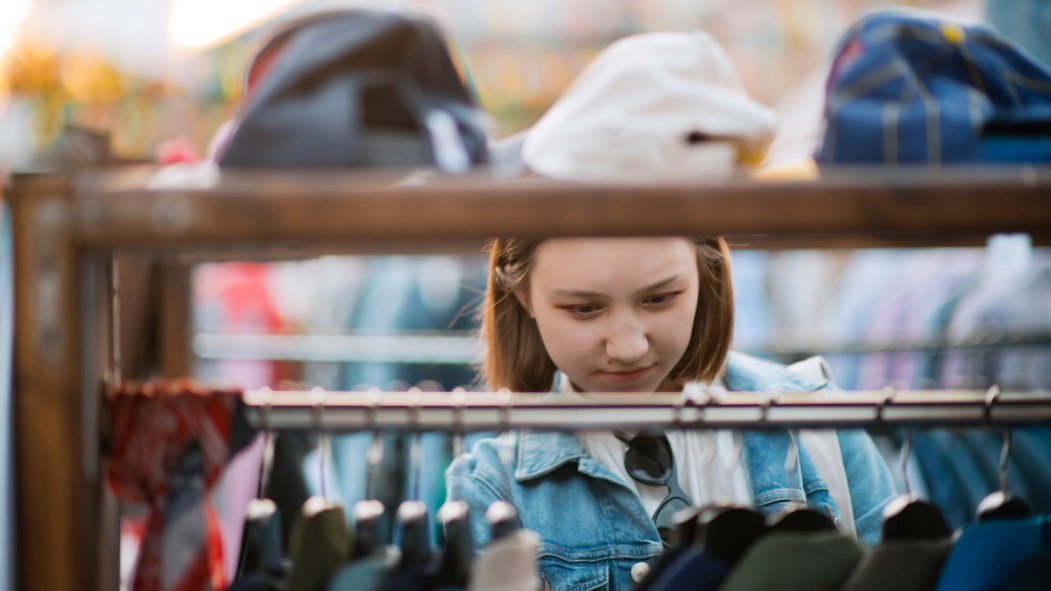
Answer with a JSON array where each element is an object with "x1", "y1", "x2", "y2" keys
[{"x1": 600, "y1": 366, "x2": 652, "y2": 383}]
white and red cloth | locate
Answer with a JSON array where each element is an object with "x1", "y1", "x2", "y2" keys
[{"x1": 108, "y1": 379, "x2": 252, "y2": 591}]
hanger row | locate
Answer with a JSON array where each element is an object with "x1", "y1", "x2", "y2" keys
[{"x1": 241, "y1": 385, "x2": 1051, "y2": 432}]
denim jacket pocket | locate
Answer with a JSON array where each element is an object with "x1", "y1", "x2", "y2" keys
[{"x1": 538, "y1": 549, "x2": 610, "y2": 591}]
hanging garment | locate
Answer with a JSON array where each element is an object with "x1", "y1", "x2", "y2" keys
[
  {"x1": 285, "y1": 497, "x2": 353, "y2": 591},
  {"x1": 325, "y1": 546, "x2": 400, "y2": 591},
  {"x1": 911, "y1": 430, "x2": 976, "y2": 530},
  {"x1": 1011, "y1": 429, "x2": 1051, "y2": 515},
  {"x1": 107, "y1": 380, "x2": 254, "y2": 591},
  {"x1": 1003, "y1": 549, "x2": 1051, "y2": 591},
  {"x1": 643, "y1": 549, "x2": 729, "y2": 591},
  {"x1": 933, "y1": 515, "x2": 1048, "y2": 591},
  {"x1": 840, "y1": 538, "x2": 952, "y2": 591},
  {"x1": 947, "y1": 252, "x2": 1051, "y2": 391},
  {"x1": 718, "y1": 530, "x2": 864, "y2": 591},
  {"x1": 228, "y1": 572, "x2": 283, "y2": 591}
]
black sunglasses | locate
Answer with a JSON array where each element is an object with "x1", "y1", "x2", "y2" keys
[{"x1": 615, "y1": 431, "x2": 693, "y2": 546}]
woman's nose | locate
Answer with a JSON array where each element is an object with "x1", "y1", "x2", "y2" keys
[{"x1": 604, "y1": 313, "x2": 648, "y2": 364}]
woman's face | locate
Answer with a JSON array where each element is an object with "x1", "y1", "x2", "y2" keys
[{"x1": 518, "y1": 237, "x2": 700, "y2": 393}]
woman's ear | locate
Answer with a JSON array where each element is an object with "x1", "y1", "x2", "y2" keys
[{"x1": 512, "y1": 286, "x2": 535, "y2": 318}]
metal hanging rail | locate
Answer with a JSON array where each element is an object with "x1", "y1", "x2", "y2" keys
[{"x1": 242, "y1": 387, "x2": 1051, "y2": 432}]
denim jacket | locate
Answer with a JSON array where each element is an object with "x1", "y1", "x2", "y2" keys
[{"x1": 446, "y1": 352, "x2": 897, "y2": 591}]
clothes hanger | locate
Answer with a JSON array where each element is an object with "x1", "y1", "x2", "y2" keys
[
  {"x1": 235, "y1": 387, "x2": 287, "y2": 580},
  {"x1": 396, "y1": 500, "x2": 433, "y2": 568},
  {"x1": 486, "y1": 500, "x2": 521, "y2": 542},
  {"x1": 879, "y1": 390, "x2": 951, "y2": 542},
  {"x1": 286, "y1": 388, "x2": 353, "y2": 591},
  {"x1": 352, "y1": 388, "x2": 388, "y2": 559},
  {"x1": 327, "y1": 391, "x2": 400, "y2": 591},
  {"x1": 396, "y1": 390, "x2": 434, "y2": 569},
  {"x1": 435, "y1": 390, "x2": 474, "y2": 588},
  {"x1": 434, "y1": 501, "x2": 474, "y2": 588},
  {"x1": 977, "y1": 388, "x2": 1032, "y2": 522},
  {"x1": 697, "y1": 502, "x2": 769, "y2": 567},
  {"x1": 352, "y1": 500, "x2": 386, "y2": 560}
]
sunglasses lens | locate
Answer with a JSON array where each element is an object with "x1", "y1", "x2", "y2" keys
[{"x1": 625, "y1": 434, "x2": 673, "y2": 483}]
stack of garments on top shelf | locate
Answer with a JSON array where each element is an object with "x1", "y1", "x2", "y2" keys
[{"x1": 816, "y1": 9, "x2": 1051, "y2": 165}]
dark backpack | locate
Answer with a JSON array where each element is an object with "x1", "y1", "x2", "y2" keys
[{"x1": 219, "y1": 10, "x2": 488, "y2": 170}]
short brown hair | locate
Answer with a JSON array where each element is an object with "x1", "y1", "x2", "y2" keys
[{"x1": 480, "y1": 237, "x2": 735, "y2": 392}]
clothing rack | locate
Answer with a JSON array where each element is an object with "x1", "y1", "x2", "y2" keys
[
  {"x1": 244, "y1": 388, "x2": 1051, "y2": 432},
  {"x1": 8, "y1": 165, "x2": 1051, "y2": 591}
]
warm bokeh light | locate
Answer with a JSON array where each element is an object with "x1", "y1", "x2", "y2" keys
[
  {"x1": 0, "y1": 0, "x2": 33, "y2": 65},
  {"x1": 168, "y1": 0, "x2": 300, "y2": 49}
]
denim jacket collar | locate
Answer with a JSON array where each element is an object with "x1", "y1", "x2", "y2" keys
[{"x1": 515, "y1": 430, "x2": 589, "y2": 481}]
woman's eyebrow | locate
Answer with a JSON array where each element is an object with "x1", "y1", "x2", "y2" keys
[
  {"x1": 550, "y1": 275, "x2": 683, "y2": 299},
  {"x1": 634, "y1": 274, "x2": 682, "y2": 295},
  {"x1": 550, "y1": 288, "x2": 607, "y2": 299}
]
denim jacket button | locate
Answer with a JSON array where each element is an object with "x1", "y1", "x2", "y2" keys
[{"x1": 631, "y1": 562, "x2": 650, "y2": 582}]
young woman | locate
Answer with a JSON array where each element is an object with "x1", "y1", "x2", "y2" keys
[{"x1": 446, "y1": 31, "x2": 897, "y2": 591}]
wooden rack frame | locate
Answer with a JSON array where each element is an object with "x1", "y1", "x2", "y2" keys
[{"x1": 9, "y1": 164, "x2": 1051, "y2": 591}]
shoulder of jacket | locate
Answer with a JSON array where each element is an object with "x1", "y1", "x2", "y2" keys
[
  {"x1": 724, "y1": 350, "x2": 830, "y2": 392},
  {"x1": 447, "y1": 433, "x2": 517, "y2": 476}
]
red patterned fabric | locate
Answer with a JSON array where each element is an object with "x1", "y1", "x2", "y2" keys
[{"x1": 108, "y1": 379, "x2": 249, "y2": 591}]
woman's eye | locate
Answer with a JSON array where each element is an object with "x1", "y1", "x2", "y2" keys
[
  {"x1": 565, "y1": 304, "x2": 600, "y2": 316},
  {"x1": 644, "y1": 292, "x2": 678, "y2": 306}
]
